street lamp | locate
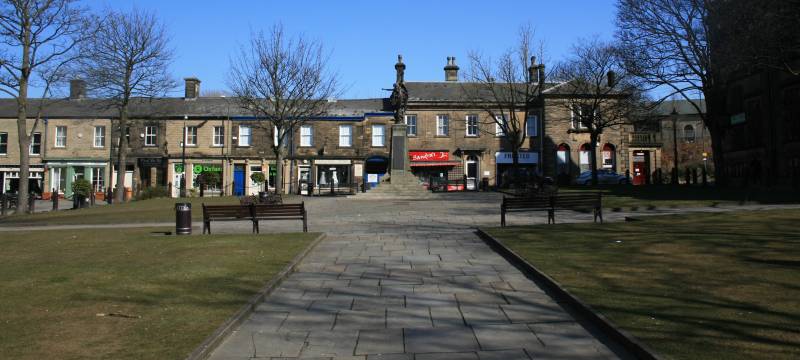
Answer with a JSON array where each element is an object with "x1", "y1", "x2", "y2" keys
[
  {"x1": 182, "y1": 115, "x2": 187, "y2": 197},
  {"x1": 670, "y1": 108, "x2": 679, "y2": 184}
]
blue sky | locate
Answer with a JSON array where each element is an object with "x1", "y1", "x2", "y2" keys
[{"x1": 24, "y1": 0, "x2": 620, "y2": 99}]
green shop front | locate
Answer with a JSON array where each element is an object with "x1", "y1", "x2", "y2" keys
[{"x1": 44, "y1": 158, "x2": 110, "y2": 198}]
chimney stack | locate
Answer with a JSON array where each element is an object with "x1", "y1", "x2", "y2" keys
[
  {"x1": 69, "y1": 79, "x2": 86, "y2": 100},
  {"x1": 444, "y1": 56, "x2": 459, "y2": 81},
  {"x1": 395, "y1": 55, "x2": 406, "y2": 84},
  {"x1": 607, "y1": 71, "x2": 616, "y2": 88},
  {"x1": 184, "y1": 77, "x2": 201, "y2": 99},
  {"x1": 528, "y1": 56, "x2": 538, "y2": 83},
  {"x1": 538, "y1": 64, "x2": 546, "y2": 84}
]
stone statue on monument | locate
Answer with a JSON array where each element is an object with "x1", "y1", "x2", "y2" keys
[{"x1": 391, "y1": 55, "x2": 408, "y2": 124}]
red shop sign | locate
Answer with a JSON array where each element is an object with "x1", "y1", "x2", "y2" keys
[{"x1": 409, "y1": 151, "x2": 449, "y2": 161}]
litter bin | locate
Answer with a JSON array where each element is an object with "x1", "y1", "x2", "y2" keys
[
  {"x1": 175, "y1": 203, "x2": 191, "y2": 235},
  {"x1": 482, "y1": 177, "x2": 489, "y2": 191}
]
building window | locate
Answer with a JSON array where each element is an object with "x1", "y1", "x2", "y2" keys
[
  {"x1": 406, "y1": 115, "x2": 417, "y2": 136},
  {"x1": 339, "y1": 125, "x2": 353, "y2": 146},
  {"x1": 372, "y1": 124, "x2": 385, "y2": 146},
  {"x1": 145, "y1": 126, "x2": 157, "y2": 146},
  {"x1": 495, "y1": 115, "x2": 507, "y2": 136},
  {"x1": 239, "y1": 125, "x2": 251, "y2": 146},
  {"x1": 526, "y1": 115, "x2": 537, "y2": 137},
  {"x1": 0, "y1": 132, "x2": 6, "y2": 154},
  {"x1": 55, "y1": 126, "x2": 66, "y2": 147},
  {"x1": 185, "y1": 126, "x2": 197, "y2": 146},
  {"x1": 301, "y1": 125, "x2": 313, "y2": 146},
  {"x1": 466, "y1": 115, "x2": 478, "y2": 136},
  {"x1": 572, "y1": 105, "x2": 591, "y2": 128},
  {"x1": 213, "y1": 126, "x2": 224, "y2": 146},
  {"x1": 29, "y1": 132, "x2": 42, "y2": 155},
  {"x1": 94, "y1": 126, "x2": 105, "y2": 147},
  {"x1": 437, "y1": 115, "x2": 449, "y2": 136},
  {"x1": 92, "y1": 168, "x2": 104, "y2": 190},
  {"x1": 683, "y1": 124, "x2": 695, "y2": 143}
]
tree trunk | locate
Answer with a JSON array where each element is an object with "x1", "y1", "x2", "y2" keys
[
  {"x1": 589, "y1": 131, "x2": 599, "y2": 185},
  {"x1": 673, "y1": 118, "x2": 680, "y2": 185},
  {"x1": 511, "y1": 148, "x2": 521, "y2": 188},
  {"x1": 14, "y1": 97, "x2": 30, "y2": 214},
  {"x1": 275, "y1": 143, "x2": 284, "y2": 195},
  {"x1": 114, "y1": 109, "x2": 129, "y2": 204}
]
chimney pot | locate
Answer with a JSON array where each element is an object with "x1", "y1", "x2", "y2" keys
[
  {"x1": 184, "y1": 77, "x2": 201, "y2": 99},
  {"x1": 69, "y1": 79, "x2": 86, "y2": 100},
  {"x1": 444, "y1": 56, "x2": 459, "y2": 82}
]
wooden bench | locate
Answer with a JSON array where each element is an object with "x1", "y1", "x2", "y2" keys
[
  {"x1": 501, "y1": 193, "x2": 602, "y2": 226},
  {"x1": 203, "y1": 202, "x2": 307, "y2": 234},
  {"x1": 238, "y1": 195, "x2": 258, "y2": 205},
  {"x1": 252, "y1": 202, "x2": 307, "y2": 233},
  {"x1": 239, "y1": 193, "x2": 283, "y2": 205},
  {"x1": 202, "y1": 204, "x2": 256, "y2": 234},
  {"x1": 538, "y1": 184, "x2": 559, "y2": 196}
]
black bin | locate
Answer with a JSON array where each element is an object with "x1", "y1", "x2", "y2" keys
[
  {"x1": 482, "y1": 178, "x2": 489, "y2": 191},
  {"x1": 175, "y1": 203, "x2": 191, "y2": 235}
]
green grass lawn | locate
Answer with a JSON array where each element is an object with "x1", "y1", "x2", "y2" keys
[
  {"x1": 0, "y1": 227, "x2": 319, "y2": 359},
  {"x1": 0, "y1": 195, "x2": 298, "y2": 224},
  {"x1": 498, "y1": 185, "x2": 800, "y2": 208},
  {"x1": 484, "y1": 210, "x2": 800, "y2": 360}
]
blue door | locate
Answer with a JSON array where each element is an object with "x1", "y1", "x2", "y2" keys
[{"x1": 234, "y1": 166, "x2": 245, "y2": 195}]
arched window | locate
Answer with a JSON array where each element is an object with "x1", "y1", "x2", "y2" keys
[
  {"x1": 684, "y1": 124, "x2": 695, "y2": 142},
  {"x1": 602, "y1": 144, "x2": 615, "y2": 170},
  {"x1": 557, "y1": 144, "x2": 570, "y2": 175},
  {"x1": 579, "y1": 144, "x2": 591, "y2": 174}
]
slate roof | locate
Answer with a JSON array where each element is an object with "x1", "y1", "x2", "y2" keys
[
  {"x1": 654, "y1": 99, "x2": 706, "y2": 115},
  {"x1": 404, "y1": 81, "x2": 558, "y2": 102},
  {"x1": 0, "y1": 97, "x2": 393, "y2": 119}
]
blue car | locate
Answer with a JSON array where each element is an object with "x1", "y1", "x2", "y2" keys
[{"x1": 574, "y1": 169, "x2": 633, "y2": 185}]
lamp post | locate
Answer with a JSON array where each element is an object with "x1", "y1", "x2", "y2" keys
[
  {"x1": 182, "y1": 116, "x2": 187, "y2": 197},
  {"x1": 670, "y1": 108, "x2": 679, "y2": 185},
  {"x1": 221, "y1": 96, "x2": 230, "y2": 196}
]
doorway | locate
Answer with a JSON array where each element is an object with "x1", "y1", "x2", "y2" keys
[
  {"x1": 298, "y1": 166, "x2": 310, "y2": 195},
  {"x1": 234, "y1": 165, "x2": 245, "y2": 196},
  {"x1": 465, "y1": 155, "x2": 479, "y2": 190},
  {"x1": 632, "y1": 150, "x2": 650, "y2": 185},
  {"x1": 172, "y1": 163, "x2": 184, "y2": 198}
]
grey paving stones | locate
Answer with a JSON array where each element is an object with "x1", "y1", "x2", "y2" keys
[
  {"x1": 406, "y1": 294, "x2": 457, "y2": 308},
  {"x1": 477, "y1": 349, "x2": 531, "y2": 360},
  {"x1": 404, "y1": 326, "x2": 481, "y2": 353},
  {"x1": 237, "y1": 311, "x2": 288, "y2": 332},
  {"x1": 210, "y1": 331, "x2": 255, "y2": 357},
  {"x1": 334, "y1": 309, "x2": 386, "y2": 330},
  {"x1": 279, "y1": 310, "x2": 337, "y2": 331},
  {"x1": 387, "y1": 307, "x2": 433, "y2": 328},
  {"x1": 523, "y1": 344, "x2": 607, "y2": 359},
  {"x1": 355, "y1": 329, "x2": 405, "y2": 355},
  {"x1": 501, "y1": 304, "x2": 575, "y2": 324},
  {"x1": 472, "y1": 324, "x2": 542, "y2": 350},
  {"x1": 415, "y1": 353, "x2": 480, "y2": 360},
  {"x1": 528, "y1": 322, "x2": 599, "y2": 346},
  {"x1": 352, "y1": 295, "x2": 405, "y2": 310},
  {"x1": 460, "y1": 306, "x2": 510, "y2": 325},
  {"x1": 430, "y1": 307, "x2": 465, "y2": 327},
  {"x1": 252, "y1": 331, "x2": 308, "y2": 357},
  {"x1": 456, "y1": 293, "x2": 508, "y2": 306},
  {"x1": 297, "y1": 330, "x2": 359, "y2": 357}
]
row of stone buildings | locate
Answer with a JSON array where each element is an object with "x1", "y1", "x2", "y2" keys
[{"x1": 0, "y1": 59, "x2": 667, "y2": 198}]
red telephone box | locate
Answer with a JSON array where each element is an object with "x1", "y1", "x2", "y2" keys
[{"x1": 632, "y1": 150, "x2": 649, "y2": 185}]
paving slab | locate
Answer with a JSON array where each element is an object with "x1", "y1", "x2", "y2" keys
[
  {"x1": 278, "y1": 311, "x2": 337, "y2": 331},
  {"x1": 297, "y1": 330, "x2": 359, "y2": 357},
  {"x1": 404, "y1": 326, "x2": 480, "y2": 353},
  {"x1": 252, "y1": 331, "x2": 308, "y2": 358},
  {"x1": 477, "y1": 349, "x2": 531, "y2": 360},
  {"x1": 334, "y1": 309, "x2": 386, "y2": 330},
  {"x1": 472, "y1": 324, "x2": 542, "y2": 351},
  {"x1": 387, "y1": 307, "x2": 433, "y2": 328},
  {"x1": 355, "y1": 329, "x2": 405, "y2": 355}
]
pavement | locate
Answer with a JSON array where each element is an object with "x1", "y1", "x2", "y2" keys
[{"x1": 4, "y1": 192, "x2": 800, "y2": 359}]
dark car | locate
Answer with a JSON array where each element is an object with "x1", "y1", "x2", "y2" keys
[
  {"x1": 574, "y1": 169, "x2": 633, "y2": 185},
  {"x1": 500, "y1": 168, "x2": 554, "y2": 188}
]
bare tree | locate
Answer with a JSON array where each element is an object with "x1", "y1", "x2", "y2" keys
[
  {"x1": 614, "y1": 0, "x2": 729, "y2": 186},
  {"x1": 0, "y1": 0, "x2": 95, "y2": 213},
  {"x1": 224, "y1": 24, "x2": 345, "y2": 195},
  {"x1": 460, "y1": 22, "x2": 546, "y2": 186},
  {"x1": 200, "y1": 89, "x2": 228, "y2": 97},
  {"x1": 549, "y1": 35, "x2": 653, "y2": 185},
  {"x1": 76, "y1": 6, "x2": 179, "y2": 203}
]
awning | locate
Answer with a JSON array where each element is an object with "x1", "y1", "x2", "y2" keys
[{"x1": 410, "y1": 162, "x2": 459, "y2": 167}]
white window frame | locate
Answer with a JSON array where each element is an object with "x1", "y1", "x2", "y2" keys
[
  {"x1": 239, "y1": 125, "x2": 251, "y2": 146},
  {"x1": 300, "y1": 125, "x2": 314, "y2": 147},
  {"x1": 526, "y1": 115, "x2": 538, "y2": 137},
  {"x1": 185, "y1": 126, "x2": 197, "y2": 146},
  {"x1": 145, "y1": 126, "x2": 158, "y2": 146},
  {"x1": 55, "y1": 126, "x2": 66, "y2": 147},
  {"x1": 94, "y1": 126, "x2": 105, "y2": 147},
  {"x1": 29, "y1": 132, "x2": 42, "y2": 155},
  {"x1": 466, "y1": 115, "x2": 478, "y2": 137},
  {"x1": 91, "y1": 168, "x2": 104, "y2": 189},
  {"x1": 405, "y1": 115, "x2": 417, "y2": 136},
  {"x1": 572, "y1": 106, "x2": 591, "y2": 129},
  {"x1": 436, "y1": 115, "x2": 449, "y2": 136},
  {"x1": 213, "y1": 126, "x2": 224, "y2": 146},
  {"x1": 0, "y1": 132, "x2": 7, "y2": 155},
  {"x1": 495, "y1": 115, "x2": 507, "y2": 136},
  {"x1": 372, "y1": 124, "x2": 385, "y2": 147},
  {"x1": 339, "y1": 125, "x2": 353, "y2": 146}
]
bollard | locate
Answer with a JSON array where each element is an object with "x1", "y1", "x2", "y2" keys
[
  {"x1": 1, "y1": 193, "x2": 7, "y2": 216},
  {"x1": 174, "y1": 203, "x2": 191, "y2": 235},
  {"x1": 29, "y1": 191, "x2": 35, "y2": 212},
  {"x1": 482, "y1": 177, "x2": 489, "y2": 191},
  {"x1": 52, "y1": 188, "x2": 58, "y2": 211},
  {"x1": 363, "y1": 177, "x2": 367, "y2": 193},
  {"x1": 702, "y1": 168, "x2": 708, "y2": 186},
  {"x1": 463, "y1": 174, "x2": 468, "y2": 191},
  {"x1": 309, "y1": 182, "x2": 315, "y2": 196},
  {"x1": 91, "y1": 186, "x2": 96, "y2": 206},
  {"x1": 685, "y1": 167, "x2": 691, "y2": 185},
  {"x1": 692, "y1": 168, "x2": 698, "y2": 185}
]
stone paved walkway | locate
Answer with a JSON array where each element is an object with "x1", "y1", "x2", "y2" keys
[{"x1": 204, "y1": 193, "x2": 799, "y2": 360}]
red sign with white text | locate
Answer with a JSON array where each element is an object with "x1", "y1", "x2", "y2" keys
[{"x1": 409, "y1": 151, "x2": 449, "y2": 161}]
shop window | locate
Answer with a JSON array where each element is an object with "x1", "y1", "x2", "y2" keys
[
  {"x1": 92, "y1": 168, "x2": 104, "y2": 190},
  {"x1": 372, "y1": 124, "x2": 385, "y2": 146},
  {"x1": 557, "y1": 144, "x2": 570, "y2": 175},
  {"x1": 437, "y1": 115, "x2": 449, "y2": 136},
  {"x1": 29, "y1": 133, "x2": 41, "y2": 155},
  {"x1": 0, "y1": 132, "x2": 7, "y2": 154},
  {"x1": 55, "y1": 126, "x2": 67, "y2": 147},
  {"x1": 94, "y1": 126, "x2": 105, "y2": 147},
  {"x1": 339, "y1": 125, "x2": 353, "y2": 146},
  {"x1": 466, "y1": 115, "x2": 478, "y2": 137},
  {"x1": 495, "y1": 115, "x2": 507, "y2": 136},
  {"x1": 405, "y1": 115, "x2": 417, "y2": 136},
  {"x1": 145, "y1": 126, "x2": 157, "y2": 146},
  {"x1": 526, "y1": 115, "x2": 537, "y2": 137},
  {"x1": 579, "y1": 143, "x2": 591, "y2": 174},
  {"x1": 185, "y1": 126, "x2": 197, "y2": 146},
  {"x1": 213, "y1": 126, "x2": 224, "y2": 146},
  {"x1": 239, "y1": 125, "x2": 251, "y2": 146},
  {"x1": 602, "y1": 144, "x2": 615, "y2": 170},
  {"x1": 300, "y1": 125, "x2": 313, "y2": 146},
  {"x1": 572, "y1": 105, "x2": 591, "y2": 128}
]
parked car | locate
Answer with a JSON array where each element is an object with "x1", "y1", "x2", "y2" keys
[
  {"x1": 574, "y1": 169, "x2": 633, "y2": 185},
  {"x1": 500, "y1": 168, "x2": 554, "y2": 188}
]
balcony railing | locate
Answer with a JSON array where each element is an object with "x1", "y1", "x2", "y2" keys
[{"x1": 629, "y1": 132, "x2": 664, "y2": 147}]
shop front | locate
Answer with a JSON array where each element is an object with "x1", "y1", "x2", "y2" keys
[
  {"x1": 314, "y1": 159, "x2": 351, "y2": 193},
  {"x1": 365, "y1": 156, "x2": 388, "y2": 188},
  {"x1": 495, "y1": 150, "x2": 538, "y2": 186},
  {"x1": 44, "y1": 160, "x2": 108, "y2": 198},
  {"x1": 409, "y1": 151, "x2": 462, "y2": 190},
  {"x1": 1, "y1": 164, "x2": 45, "y2": 195}
]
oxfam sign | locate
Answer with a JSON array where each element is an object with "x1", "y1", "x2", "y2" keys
[{"x1": 194, "y1": 164, "x2": 222, "y2": 173}]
